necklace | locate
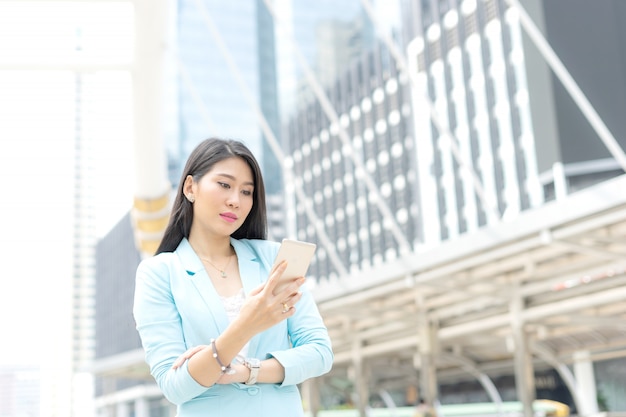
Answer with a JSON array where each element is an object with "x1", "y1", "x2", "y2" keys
[{"x1": 199, "y1": 252, "x2": 234, "y2": 278}]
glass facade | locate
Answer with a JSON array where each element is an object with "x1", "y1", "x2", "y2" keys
[
  {"x1": 275, "y1": 0, "x2": 377, "y2": 121},
  {"x1": 286, "y1": 42, "x2": 419, "y2": 281},
  {"x1": 172, "y1": 0, "x2": 282, "y2": 194}
]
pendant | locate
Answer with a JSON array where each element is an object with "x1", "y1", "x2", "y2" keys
[{"x1": 220, "y1": 271, "x2": 227, "y2": 278}]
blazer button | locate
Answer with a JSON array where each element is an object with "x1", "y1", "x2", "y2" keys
[{"x1": 247, "y1": 386, "x2": 260, "y2": 396}]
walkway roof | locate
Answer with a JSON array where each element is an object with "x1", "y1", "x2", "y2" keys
[{"x1": 313, "y1": 174, "x2": 626, "y2": 388}]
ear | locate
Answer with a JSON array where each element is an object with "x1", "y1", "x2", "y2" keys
[{"x1": 183, "y1": 175, "x2": 195, "y2": 197}]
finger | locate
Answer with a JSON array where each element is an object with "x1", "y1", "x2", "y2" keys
[
  {"x1": 280, "y1": 286, "x2": 305, "y2": 313},
  {"x1": 263, "y1": 260, "x2": 288, "y2": 293},
  {"x1": 172, "y1": 353, "x2": 189, "y2": 369},
  {"x1": 280, "y1": 294, "x2": 302, "y2": 315},
  {"x1": 269, "y1": 258, "x2": 286, "y2": 274},
  {"x1": 276, "y1": 276, "x2": 305, "y2": 299},
  {"x1": 172, "y1": 345, "x2": 206, "y2": 369},
  {"x1": 173, "y1": 352, "x2": 191, "y2": 369},
  {"x1": 287, "y1": 291, "x2": 303, "y2": 306},
  {"x1": 283, "y1": 305, "x2": 297, "y2": 318},
  {"x1": 188, "y1": 345, "x2": 206, "y2": 357}
]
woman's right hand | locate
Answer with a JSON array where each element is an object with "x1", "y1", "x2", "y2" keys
[{"x1": 236, "y1": 260, "x2": 305, "y2": 335}]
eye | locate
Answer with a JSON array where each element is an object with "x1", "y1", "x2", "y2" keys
[
  {"x1": 218, "y1": 182, "x2": 230, "y2": 189},
  {"x1": 242, "y1": 190, "x2": 253, "y2": 196}
]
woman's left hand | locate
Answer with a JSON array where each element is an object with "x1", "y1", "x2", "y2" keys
[{"x1": 172, "y1": 345, "x2": 208, "y2": 369}]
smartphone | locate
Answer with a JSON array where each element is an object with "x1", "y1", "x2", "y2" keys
[{"x1": 272, "y1": 239, "x2": 316, "y2": 293}]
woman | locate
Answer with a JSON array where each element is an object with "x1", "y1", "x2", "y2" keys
[{"x1": 133, "y1": 138, "x2": 333, "y2": 416}]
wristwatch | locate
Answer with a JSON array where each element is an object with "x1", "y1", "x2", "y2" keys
[{"x1": 244, "y1": 358, "x2": 261, "y2": 385}]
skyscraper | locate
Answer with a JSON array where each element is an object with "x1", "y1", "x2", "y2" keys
[
  {"x1": 285, "y1": 40, "x2": 419, "y2": 280},
  {"x1": 274, "y1": 0, "x2": 377, "y2": 121},
  {"x1": 170, "y1": 0, "x2": 281, "y2": 195},
  {"x1": 0, "y1": 367, "x2": 41, "y2": 417}
]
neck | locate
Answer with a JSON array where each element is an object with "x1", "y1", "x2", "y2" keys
[{"x1": 187, "y1": 232, "x2": 232, "y2": 260}]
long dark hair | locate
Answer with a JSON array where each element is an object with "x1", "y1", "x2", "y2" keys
[{"x1": 156, "y1": 138, "x2": 267, "y2": 254}]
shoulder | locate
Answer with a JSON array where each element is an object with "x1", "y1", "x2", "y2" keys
[
  {"x1": 236, "y1": 238, "x2": 280, "y2": 252},
  {"x1": 135, "y1": 251, "x2": 181, "y2": 283},
  {"x1": 137, "y1": 251, "x2": 176, "y2": 270},
  {"x1": 232, "y1": 238, "x2": 280, "y2": 266}
]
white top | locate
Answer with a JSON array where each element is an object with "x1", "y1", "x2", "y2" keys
[{"x1": 220, "y1": 287, "x2": 249, "y2": 358}]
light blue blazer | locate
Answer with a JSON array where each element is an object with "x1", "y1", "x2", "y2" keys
[{"x1": 133, "y1": 238, "x2": 333, "y2": 416}]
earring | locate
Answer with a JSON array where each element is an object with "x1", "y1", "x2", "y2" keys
[{"x1": 187, "y1": 195, "x2": 195, "y2": 203}]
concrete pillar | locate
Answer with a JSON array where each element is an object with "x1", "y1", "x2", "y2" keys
[
  {"x1": 417, "y1": 306, "x2": 438, "y2": 406},
  {"x1": 134, "y1": 397, "x2": 149, "y2": 417},
  {"x1": 573, "y1": 350, "x2": 599, "y2": 416},
  {"x1": 132, "y1": 0, "x2": 172, "y2": 257},
  {"x1": 351, "y1": 338, "x2": 369, "y2": 417},
  {"x1": 353, "y1": 364, "x2": 370, "y2": 417},
  {"x1": 510, "y1": 296, "x2": 535, "y2": 417},
  {"x1": 302, "y1": 377, "x2": 321, "y2": 417},
  {"x1": 115, "y1": 402, "x2": 129, "y2": 417}
]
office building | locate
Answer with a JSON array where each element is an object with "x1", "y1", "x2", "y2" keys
[
  {"x1": 169, "y1": 0, "x2": 282, "y2": 196},
  {"x1": 275, "y1": 0, "x2": 378, "y2": 121},
  {"x1": 285, "y1": 40, "x2": 419, "y2": 280},
  {"x1": 0, "y1": 367, "x2": 41, "y2": 417},
  {"x1": 405, "y1": 0, "x2": 542, "y2": 246},
  {"x1": 72, "y1": 74, "x2": 97, "y2": 417},
  {"x1": 404, "y1": 0, "x2": 626, "y2": 245},
  {"x1": 281, "y1": 0, "x2": 626, "y2": 409}
]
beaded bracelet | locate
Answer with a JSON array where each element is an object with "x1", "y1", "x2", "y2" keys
[{"x1": 210, "y1": 339, "x2": 233, "y2": 375}]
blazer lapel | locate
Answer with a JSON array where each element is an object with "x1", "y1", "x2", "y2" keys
[
  {"x1": 176, "y1": 238, "x2": 230, "y2": 334},
  {"x1": 230, "y1": 238, "x2": 265, "y2": 357}
]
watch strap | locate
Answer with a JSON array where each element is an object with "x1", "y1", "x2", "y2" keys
[{"x1": 244, "y1": 358, "x2": 260, "y2": 385}]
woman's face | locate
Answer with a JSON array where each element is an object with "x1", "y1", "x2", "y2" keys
[{"x1": 185, "y1": 157, "x2": 254, "y2": 238}]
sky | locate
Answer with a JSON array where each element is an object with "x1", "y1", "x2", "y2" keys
[{"x1": 0, "y1": 1, "x2": 135, "y2": 369}]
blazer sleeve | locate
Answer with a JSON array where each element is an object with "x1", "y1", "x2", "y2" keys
[
  {"x1": 133, "y1": 256, "x2": 209, "y2": 405},
  {"x1": 269, "y1": 284, "x2": 334, "y2": 386}
]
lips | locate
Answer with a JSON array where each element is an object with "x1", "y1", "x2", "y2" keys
[{"x1": 220, "y1": 212, "x2": 238, "y2": 223}]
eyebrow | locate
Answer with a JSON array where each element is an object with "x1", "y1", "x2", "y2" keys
[{"x1": 216, "y1": 173, "x2": 254, "y2": 187}]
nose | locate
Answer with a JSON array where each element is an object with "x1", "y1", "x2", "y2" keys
[{"x1": 226, "y1": 191, "x2": 240, "y2": 208}]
